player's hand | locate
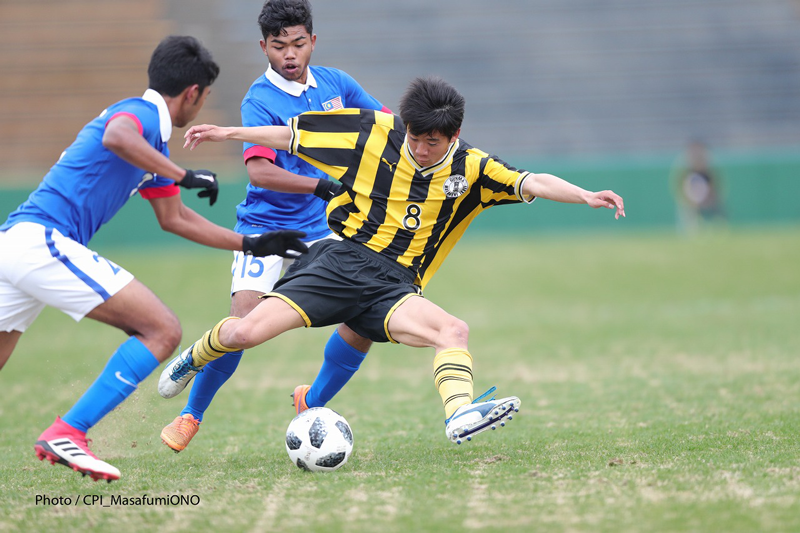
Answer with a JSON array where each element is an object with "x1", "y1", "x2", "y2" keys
[
  {"x1": 313, "y1": 179, "x2": 342, "y2": 202},
  {"x1": 586, "y1": 190, "x2": 625, "y2": 219},
  {"x1": 242, "y1": 230, "x2": 309, "y2": 258},
  {"x1": 183, "y1": 125, "x2": 232, "y2": 150},
  {"x1": 179, "y1": 169, "x2": 219, "y2": 206}
]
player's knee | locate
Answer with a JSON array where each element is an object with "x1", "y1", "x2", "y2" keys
[
  {"x1": 337, "y1": 324, "x2": 372, "y2": 352},
  {"x1": 438, "y1": 316, "x2": 469, "y2": 347},
  {"x1": 151, "y1": 310, "x2": 182, "y2": 353},
  {"x1": 222, "y1": 321, "x2": 254, "y2": 350},
  {"x1": 163, "y1": 320, "x2": 182, "y2": 353}
]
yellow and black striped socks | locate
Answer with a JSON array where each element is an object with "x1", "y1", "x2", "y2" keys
[
  {"x1": 190, "y1": 317, "x2": 240, "y2": 367},
  {"x1": 433, "y1": 348, "x2": 474, "y2": 419}
]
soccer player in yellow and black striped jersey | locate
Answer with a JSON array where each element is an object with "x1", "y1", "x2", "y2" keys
[{"x1": 167, "y1": 76, "x2": 626, "y2": 445}]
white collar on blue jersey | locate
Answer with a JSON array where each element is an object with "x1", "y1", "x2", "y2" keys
[
  {"x1": 401, "y1": 136, "x2": 460, "y2": 177},
  {"x1": 264, "y1": 64, "x2": 317, "y2": 97},
  {"x1": 142, "y1": 89, "x2": 173, "y2": 142}
]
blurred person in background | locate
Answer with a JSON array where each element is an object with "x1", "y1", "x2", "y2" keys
[
  {"x1": 159, "y1": 0, "x2": 391, "y2": 453},
  {"x1": 671, "y1": 140, "x2": 726, "y2": 233},
  {"x1": 0, "y1": 35, "x2": 306, "y2": 482}
]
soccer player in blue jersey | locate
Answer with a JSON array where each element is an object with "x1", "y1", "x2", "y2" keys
[
  {"x1": 0, "y1": 35, "x2": 307, "y2": 482},
  {"x1": 166, "y1": 76, "x2": 626, "y2": 446},
  {"x1": 159, "y1": 0, "x2": 391, "y2": 452}
]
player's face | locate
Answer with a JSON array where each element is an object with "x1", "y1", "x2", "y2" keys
[
  {"x1": 261, "y1": 26, "x2": 316, "y2": 84},
  {"x1": 406, "y1": 128, "x2": 460, "y2": 167},
  {"x1": 174, "y1": 86, "x2": 211, "y2": 128}
]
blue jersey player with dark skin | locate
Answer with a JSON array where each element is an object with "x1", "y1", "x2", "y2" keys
[
  {"x1": 159, "y1": 0, "x2": 391, "y2": 452},
  {"x1": 0, "y1": 36, "x2": 307, "y2": 482}
]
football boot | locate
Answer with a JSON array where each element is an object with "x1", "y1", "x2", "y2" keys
[
  {"x1": 34, "y1": 416, "x2": 120, "y2": 482},
  {"x1": 444, "y1": 387, "x2": 520, "y2": 444},
  {"x1": 160, "y1": 414, "x2": 201, "y2": 453}
]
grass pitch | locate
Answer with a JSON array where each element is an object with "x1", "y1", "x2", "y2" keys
[{"x1": 1, "y1": 227, "x2": 799, "y2": 532}]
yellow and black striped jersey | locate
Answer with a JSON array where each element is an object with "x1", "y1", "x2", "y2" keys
[{"x1": 288, "y1": 108, "x2": 534, "y2": 288}]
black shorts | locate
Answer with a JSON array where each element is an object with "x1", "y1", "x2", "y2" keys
[{"x1": 266, "y1": 238, "x2": 422, "y2": 343}]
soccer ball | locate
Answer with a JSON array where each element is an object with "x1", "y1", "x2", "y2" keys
[{"x1": 285, "y1": 407, "x2": 353, "y2": 472}]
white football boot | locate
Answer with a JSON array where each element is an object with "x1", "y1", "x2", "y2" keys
[
  {"x1": 158, "y1": 345, "x2": 202, "y2": 399},
  {"x1": 445, "y1": 387, "x2": 521, "y2": 444}
]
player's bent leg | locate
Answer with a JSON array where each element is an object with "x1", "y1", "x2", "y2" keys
[
  {"x1": 0, "y1": 330, "x2": 23, "y2": 371},
  {"x1": 43, "y1": 280, "x2": 175, "y2": 474},
  {"x1": 159, "y1": 297, "x2": 307, "y2": 399},
  {"x1": 220, "y1": 296, "x2": 307, "y2": 348},
  {"x1": 161, "y1": 290, "x2": 263, "y2": 451},
  {"x1": 386, "y1": 295, "x2": 468, "y2": 350},
  {"x1": 158, "y1": 317, "x2": 240, "y2": 399},
  {"x1": 86, "y1": 279, "x2": 182, "y2": 362},
  {"x1": 30, "y1": 275, "x2": 173, "y2": 480},
  {"x1": 387, "y1": 296, "x2": 521, "y2": 444}
]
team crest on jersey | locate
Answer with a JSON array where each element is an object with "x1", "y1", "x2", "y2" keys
[
  {"x1": 443, "y1": 174, "x2": 468, "y2": 198},
  {"x1": 322, "y1": 96, "x2": 343, "y2": 111}
]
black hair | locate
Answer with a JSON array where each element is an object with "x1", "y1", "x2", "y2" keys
[
  {"x1": 148, "y1": 35, "x2": 220, "y2": 97},
  {"x1": 399, "y1": 76, "x2": 465, "y2": 139},
  {"x1": 258, "y1": 0, "x2": 313, "y2": 40}
]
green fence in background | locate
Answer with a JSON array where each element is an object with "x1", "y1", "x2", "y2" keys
[{"x1": 1, "y1": 150, "x2": 798, "y2": 249}]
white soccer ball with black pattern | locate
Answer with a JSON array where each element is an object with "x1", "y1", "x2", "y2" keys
[{"x1": 285, "y1": 407, "x2": 353, "y2": 472}]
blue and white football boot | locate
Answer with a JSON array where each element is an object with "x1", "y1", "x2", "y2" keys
[
  {"x1": 444, "y1": 387, "x2": 520, "y2": 444},
  {"x1": 158, "y1": 345, "x2": 202, "y2": 399}
]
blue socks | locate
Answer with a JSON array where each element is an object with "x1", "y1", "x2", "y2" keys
[
  {"x1": 63, "y1": 337, "x2": 159, "y2": 433},
  {"x1": 306, "y1": 329, "x2": 367, "y2": 407},
  {"x1": 181, "y1": 351, "x2": 243, "y2": 422},
  {"x1": 58, "y1": 329, "x2": 367, "y2": 434}
]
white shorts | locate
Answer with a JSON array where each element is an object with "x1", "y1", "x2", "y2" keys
[
  {"x1": 0, "y1": 222, "x2": 134, "y2": 332},
  {"x1": 229, "y1": 233, "x2": 340, "y2": 295}
]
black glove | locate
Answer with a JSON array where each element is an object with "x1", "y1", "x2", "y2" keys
[
  {"x1": 242, "y1": 230, "x2": 309, "y2": 258},
  {"x1": 179, "y1": 169, "x2": 219, "y2": 206},
  {"x1": 313, "y1": 179, "x2": 341, "y2": 202}
]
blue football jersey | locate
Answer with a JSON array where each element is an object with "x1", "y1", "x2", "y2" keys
[
  {"x1": 236, "y1": 65, "x2": 388, "y2": 239},
  {"x1": 1, "y1": 90, "x2": 177, "y2": 245}
]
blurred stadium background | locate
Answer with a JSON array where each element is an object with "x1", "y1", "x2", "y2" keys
[
  {"x1": 1, "y1": 0, "x2": 799, "y2": 244},
  {"x1": 2, "y1": 5, "x2": 799, "y2": 529}
]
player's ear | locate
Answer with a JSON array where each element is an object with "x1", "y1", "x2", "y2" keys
[
  {"x1": 259, "y1": 39, "x2": 268, "y2": 56},
  {"x1": 183, "y1": 84, "x2": 205, "y2": 106},
  {"x1": 310, "y1": 33, "x2": 317, "y2": 51},
  {"x1": 450, "y1": 128, "x2": 461, "y2": 143}
]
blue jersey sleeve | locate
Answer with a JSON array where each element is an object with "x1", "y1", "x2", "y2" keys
[
  {"x1": 337, "y1": 70, "x2": 386, "y2": 111},
  {"x1": 112, "y1": 103, "x2": 177, "y2": 197},
  {"x1": 241, "y1": 96, "x2": 284, "y2": 161},
  {"x1": 1, "y1": 96, "x2": 174, "y2": 243}
]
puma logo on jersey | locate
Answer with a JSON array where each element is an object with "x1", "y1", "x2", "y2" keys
[{"x1": 381, "y1": 158, "x2": 397, "y2": 171}]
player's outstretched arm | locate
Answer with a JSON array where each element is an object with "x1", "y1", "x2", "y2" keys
[
  {"x1": 148, "y1": 195, "x2": 307, "y2": 256},
  {"x1": 245, "y1": 157, "x2": 340, "y2": 202},
  {"x1": 184, "y1": 124, "x2": 292, "y2": 151},
  {"x1": 522, "y1": 173, "x2": 626, "y2": 219}
]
